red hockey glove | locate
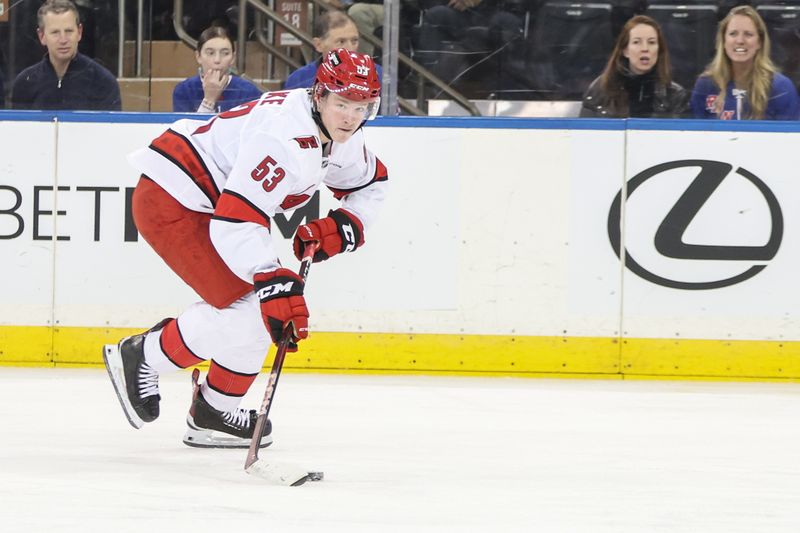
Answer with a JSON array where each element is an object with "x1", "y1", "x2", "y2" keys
[
  {"x1": 253, "y1": 269, "x2": 309, "y2": 352},
  {"x1": 293, "y1": 208, "x2": 364, "y2": 263}
]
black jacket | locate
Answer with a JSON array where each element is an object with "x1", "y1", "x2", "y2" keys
[
  {"x1": 580, "y1": 70, "x2": 688, "y2": 118},
  {"x1": 11, "y1": 53, "x2": 121, "y2": 111}
]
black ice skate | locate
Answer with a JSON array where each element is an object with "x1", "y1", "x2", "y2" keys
[
  {"x1": 183, "y1": 369, "x2": 273, "y2": 449},
  {"x1": 103, "y1": 320, "x2": 169, "y2": 429}
]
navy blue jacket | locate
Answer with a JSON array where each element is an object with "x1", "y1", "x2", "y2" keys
[
  {"x1": 11, "y1": 53, "x2": 121, "y2": 111},
  {"x1": 172, "y1": 75, "x2": 263, "y2": 112},
  {"x1": 284, "y1": 60, "x2": 383, "y2": 90}
]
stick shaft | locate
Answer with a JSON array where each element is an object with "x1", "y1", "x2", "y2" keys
[{"x1": 245, "y1": 243, "x2": 318, "y2": 470}]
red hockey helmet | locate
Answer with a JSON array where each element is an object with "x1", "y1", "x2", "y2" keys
[{"x1": 314, "y1": 48, "x2": 381, "y2": 120}]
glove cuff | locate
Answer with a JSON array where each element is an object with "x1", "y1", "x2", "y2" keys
[
  {"x1": 329, "y1": 208, "x2": 365, "y2": 254},
  {"x1": 253, "y1": 268, "x2": 305, "y2": 302}
]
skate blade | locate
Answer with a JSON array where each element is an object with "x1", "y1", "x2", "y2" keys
[
  {"x1": 103, "y1": 343, "x2": 144, "y2": 430},
  {"x1": 182, "y1": 426, "x2": 274, "y2": 449}
]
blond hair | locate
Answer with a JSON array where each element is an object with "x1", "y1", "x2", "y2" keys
[{"x1": 704, "y1": 5, "x2": 777, "y2": 119}]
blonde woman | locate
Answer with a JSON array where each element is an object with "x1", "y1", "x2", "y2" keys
[{"x1": 690, "y1": 5, "x2": 799, "y2": 120}]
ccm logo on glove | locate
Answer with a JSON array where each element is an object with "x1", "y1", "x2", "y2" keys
[{"x1": 255, "y1": 280, "x2": 297, "y2": 300}]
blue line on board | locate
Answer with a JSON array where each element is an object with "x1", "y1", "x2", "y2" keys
[{"x1": 1, "y1": 110, "x2": 800, "y2": 133}]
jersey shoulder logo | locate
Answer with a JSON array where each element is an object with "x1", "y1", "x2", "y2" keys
[{"x1": 293, "y1": 136, "x2": 319, "y2": 149}]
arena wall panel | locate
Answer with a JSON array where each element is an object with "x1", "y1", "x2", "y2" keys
[{"x1": 0, "y1": 112, "x2": 797, "y2": 380}]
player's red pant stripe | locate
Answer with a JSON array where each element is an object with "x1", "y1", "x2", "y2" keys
[
  {"x1": 149, "y1": 129, "x2": 220, "y2": 205},
  {"x1": 206, "y1": 360, "x2": 258, "y2": 397},
  {"x1": 159, "y1": 318, "x2": 205, "y2": 368},
  {"x1": 214, "y1": 190, "x2": 271, "y2": 228}
]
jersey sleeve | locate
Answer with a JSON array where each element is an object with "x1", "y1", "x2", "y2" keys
[
  {"x1": 690, "y1": 77, "x2": 715, "y2": 119},
  {"x1": 210, "y1": 129, "x2": 302, "y2": 282},
  {"x1": 323, "y1": 133, "x2": 388, "y2": 230},
  {"x1": 768, "y1": 75, "x2": 800, "y2": 120}
]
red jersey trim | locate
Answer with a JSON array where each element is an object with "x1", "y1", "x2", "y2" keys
[
  {"x1": 149, "y1": 128, "x2": 221, "y2": 206},
  {"x1": 327, "y1": 157, "x2": 388, "y2": 200},
  {"x1": 213, "y1": 190, "x2": 271, "y2": 229}
]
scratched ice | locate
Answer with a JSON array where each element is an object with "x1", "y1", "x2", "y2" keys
[{"x1": 1, "y1": 367, "x2": 799, "y2": 532}]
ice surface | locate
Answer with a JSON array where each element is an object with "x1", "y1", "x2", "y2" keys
[{"x1": 1, "y1": 367, "x2": 799, "y2": 532}]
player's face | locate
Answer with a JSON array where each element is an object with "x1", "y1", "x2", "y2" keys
[
  {"x1": 317, "y1": 93, "x2": 376, "y2": 143},
  {"x1": 724, "y1": 15, "x2": 761, "y2": 66},
  {"x1": 623, "y1": 24, "x2": 658, "y2": 75},
  {"x1": 38, "y1": 11, "x2": 82, "y2": 63},
  {"x1": 196, "y1": 37, "x2": 235, "y2": 75},
  {"x1": 314, "y1": 22, "x2": 360, "y2": 55}
]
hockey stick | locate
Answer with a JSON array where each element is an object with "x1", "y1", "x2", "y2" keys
[{"x1": 245, "y1": 241, "x2": 323, "y2": 486}]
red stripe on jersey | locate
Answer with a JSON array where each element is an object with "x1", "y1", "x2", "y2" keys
[
  {"x1": 206, "y1": 360, "x2": 258, "y2": 397},
  {"x1": 159, "y1": 319, "x2": 206, "y2": 368},
  {"x1": 280, "y1": 193, "x2": 310, "y2": 210},
  {"x1": 327, "y1": 157, "x2": 389, "y2": 200},
  {"x1": 214, "y1": 191, "x2": 271, "y2": 228},
  {"x1": 149, "y1": 129, "x2": 220, "y2": 205}
]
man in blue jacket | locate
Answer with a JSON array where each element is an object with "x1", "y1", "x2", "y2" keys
[
  {"x1": 11, "y1": 0, "x2": 121, "y2": 111},
  {"x1": 284, "y1": 9, "x2": 382, "y2": 89}
]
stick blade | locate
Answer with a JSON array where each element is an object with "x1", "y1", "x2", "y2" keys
[{"x1": 245, "y1": 460, "x2": 323, "y2": 486}]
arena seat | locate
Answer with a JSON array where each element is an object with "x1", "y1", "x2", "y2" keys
[
  {"x1": 644, "y1": 2, "x2": 718, "y2": 91},
  {"x1": 528, "y1": 2, "x2": 616, "y2": 99}
]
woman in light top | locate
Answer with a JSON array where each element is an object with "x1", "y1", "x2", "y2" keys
[
  {"x1": 690, "y1": 5, "x2": 799, "y2": 120},
  {"x1": 172, "y1": 26, "x2": 263, "y2": 113}
]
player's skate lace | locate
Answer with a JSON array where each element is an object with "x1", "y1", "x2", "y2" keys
[
  {"x1": 222, "y1": 408, "x2": 252, "y2": 430},
  {"x1": 137, "y1": 362, "x2": 159, "y2": 399}
]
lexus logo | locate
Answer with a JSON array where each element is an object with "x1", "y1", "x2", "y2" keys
[{"x1": 608, "y1": 160, "x2": 783, "y2": 290}]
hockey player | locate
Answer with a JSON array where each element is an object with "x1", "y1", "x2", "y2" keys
[{"x1": 103, "y1": 49, "x2": 387, "y2": 448}]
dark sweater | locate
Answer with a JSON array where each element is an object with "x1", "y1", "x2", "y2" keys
[
  {"x1": 581, "y1": 68, "x2": 688, "y2": 118},
  {"x1": 11, "y1": 53, "x2": 121, "y2": 111},
  {"x1": 622, "y1": 69, "x2": 657, "y2": 117}
]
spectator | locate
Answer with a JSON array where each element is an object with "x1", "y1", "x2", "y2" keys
[
  {"x1": 345, "y1": 0, "x2": 384, "y2": 58},
  {"x1": 284, "y1": 10, "x2": 382, "y2": 89},
  {"x1": 690, "y1": 5, "x2": 799, "y2": 120},
  {"x1": 172, "y1": 26, "x2": 262, "y2": 113},
  {"x1": 581, "y1": 15, "x2": 687, "y2": 118},
  {"x1": 11, "y1": 0, "x2": 121, "y2": 111}
]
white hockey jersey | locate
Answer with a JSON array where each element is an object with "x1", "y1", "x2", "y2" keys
[{"x1": 128, "y1": 89, "x2": 388, "y2": 282}]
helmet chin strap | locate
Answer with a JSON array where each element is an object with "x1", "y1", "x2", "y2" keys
[
  {"x1": 311, "y1": 106, "x2": 334, "y2": 143},
  {"x1": 310, "y1": 91, "x2": 334, "y2": 142}
]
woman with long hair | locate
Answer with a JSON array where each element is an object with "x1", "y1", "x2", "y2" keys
[
  {"x1": 172, "y1": 26, "x2": 263, "y2": 113},
  {"x1": 581, "y1": 15, "x2": 687, "y2": 117},
  {"x1": 690, "y1": 5, "x2": 799, "y2": 120}
]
